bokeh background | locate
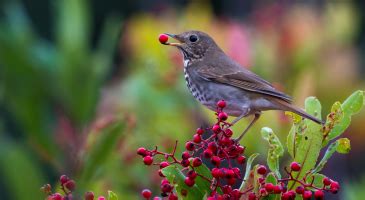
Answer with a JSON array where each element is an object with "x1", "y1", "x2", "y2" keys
[{"x1": 0, "y1": 0, "x2": 364, "y2": 199}]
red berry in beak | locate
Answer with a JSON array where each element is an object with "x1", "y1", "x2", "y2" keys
[{"x1": 159, "y1": 34, "x2": 169, "y2": 44}]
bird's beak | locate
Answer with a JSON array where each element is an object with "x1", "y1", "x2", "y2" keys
[{"x1": 164, "y1": 33, "x2": 184, "y2": 46}]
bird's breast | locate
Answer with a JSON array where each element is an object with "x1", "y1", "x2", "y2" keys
[{"x1": 183, "y1": 64, "x2": 208, "y2": 103}]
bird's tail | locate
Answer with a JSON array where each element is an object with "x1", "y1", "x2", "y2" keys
[{"x1": 274, "y1": 99, "x2": 325, "y2": 125}]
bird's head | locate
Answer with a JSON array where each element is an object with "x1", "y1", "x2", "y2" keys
[{"x1": 163, "y1": 31, "x2": 219, "y2": 61}]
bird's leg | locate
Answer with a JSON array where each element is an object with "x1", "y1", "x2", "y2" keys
[
  {"x1": 229, "y1": 114, "x2": 246, "y2": 126},
  {"x1": 234, "y1": 112, "x2": 261, "y2": 143},
  {"x1": 223, "y1": 108, "x2": 250, "y2": 128}
]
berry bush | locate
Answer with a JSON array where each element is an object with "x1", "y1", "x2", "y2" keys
[{"x1": 137, "y1": 90, "x2": 364, "y2": 200}]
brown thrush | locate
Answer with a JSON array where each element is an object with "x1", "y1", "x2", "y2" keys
[{"x1": 162, "y1": 31, "x2": 323, "y2": 141}]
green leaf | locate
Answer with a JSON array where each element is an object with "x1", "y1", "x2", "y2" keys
[
  {"x1": 287, "y1": 125, "x2": 296, "y2": 159},
  {"x1": 239, "y1": 153, "x2": 259, "y2": 191},
  {"x1": 193, "y1": 162, "x2": 221, "y2": 194},
  {"x1": 342, "y1": 90, "x2": 365, "y2": 114},
  {"x1": 336, "y1": 138, "x2": 351, "y2": 154},
  {"x1": 287, "y1": 118, "x2": 306, "y2": 159},
  {"x1": 108, "y1": 191, "x2": 118, "y2": 200},
  {"x1": 288, "y1": 97, "x2": 323, "y2": 190},
  {"x1": 306, "y1": 173, "x2": 326, "y2": 189},
  {"x1": 261, "y1": 127, "x2": 284, "y2": 178},
  {"x1": 322, "y1": 102, "x2": 343, "y2": 146},
  {"x1": 80, "y1": 122, "x2": 125, "y2": 186},
  {"x1": 265, "y1": 173, "x2": 278, "y2": 185},
  {"x1": 327, "y1": 90, "x2": 365, "y2": 141},
  {"x1": 162, "y1": 165, "x2": 204, "y2": 200}
]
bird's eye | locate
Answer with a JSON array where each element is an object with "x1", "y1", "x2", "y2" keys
[{"x1": 189, "y1": 35, "x2": 198, "y2": 42}]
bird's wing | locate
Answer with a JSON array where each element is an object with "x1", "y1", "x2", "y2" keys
[{"x1": 196, "y1": 65, "x2": 292, "y2": 103}]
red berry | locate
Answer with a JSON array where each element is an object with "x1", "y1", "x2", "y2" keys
[
  {"x1": 64, "y1": 180, "x2": 76, "y2": 191},
  {"x1": 143, "y1": 156, "x2": 153, "y2": 165},
  {"x1": 232, "y1": 167, "x2": 241, "y2": 177},
  {"x1": 248, "y1": 192, "x2": 256, "y2": 200},
  {"x1": 302, "y1": 190, "x2": 312, "y2": 199},
  {"x1": 225, "y1": 169, "x2": 235, "y2": 179},
  {"x1": 222, "y1": 185, "x2": 232, "y2": 194},
  {"x1": 259, "y1": 188, "x2": 268, "y2": 196},
  {"x1": 323, "y1": 177, "x2": 332, "y2": 186},
  {"x1": 224, "y1": 169, "x2": 235, "y2": 179},
  {"x1": 314, "y1": 190, "x2": 324, "y2": 199},
  {"x1": 237, "y1": 145, "x2": 245, "y2": 154},
  {"x1": 257, "y1": 177, "x2": 265, "y2": 184},
  {"x1": 192, "y1": 157, "x2": 202, "y2": 167},
  {"x1": 211, "y1": 156, "x2": 221, "y2": 166},
  {"x1": 203, "y1": 149, "x2": 213, "y2": 158},
  {"x1": 257, "y1": 165, "x2": 267, "y2": 175},
  {"x1": 212, "y1": 124, "x2": 221, "y2": 133},
  {"x1": 212, "y1": 168, "x2": 223, "y2": 178},
  {"x1": 295, "y1": 186, "x2": 304, "y2": 194},
  {"x1": 273, "y1": 185, "x2": 282, "y2": 194},
  {"x1": 51, "y1": 193, "x2": 62, "y2": 200},
  {"x1": 231, "y1": 189, "x2": 241, "y2": 198},
  {"x1": 184, "y1": 177, "x2": 195, "y2": 187},
  {"x1": 237, "y1": 155, "x2": 246, "y2": 164},
  {"x1": 161, "y1": 179, "x2": 170, "y2": 185},
  {"x1": 158, "y1": 34, "x2": 168, "y2": 44},
  {"x1": 185, "y1": 141, "x2": 195, "y2": 151},
  {"x1": 187, "y1": 170, "x2": 197, "y2": 179},
  {"x1": 265, "y1": 183, "x2": 274, "y2": 192},
  {"x1": 220, "y1": 137, "x2": 232, "y2": 146},
  {"x1": 227, "y1": 177, "x2": 236, "y2": 185},
  {"x1": 193, "y1": 134, "x2": 202, "y2": 143},
  {"x1": 288, "y1": 190, "x2": 296, "y2": 198},
  {"x1": 196, "y1": 128, "x2": 204, "y2": 135},
  {"x1": 281, "y1": 192, "x2": 291, "y2": 200},
  {"x1": 208, "y1": 142, "x2": 218, "y2": 152},
  {"x1": 224, "y1": 128, "x2": 233, "y2": 137},
  {"x1": 60, "y1": 175, "x2": 69, "y2": 185},
  {"x1": 168, "y1": 193, "x2": 178, "y2": 200},
  {"x1": 161, "y1": 183, "x2": 173, "y2": 193},
  {"x1": 290, "y1": 162, "x2": 301, "y2": 171},
  {"x1": 85, "y1": 191, "x2": 95, "y2": 200},
  {"x1": 181, "y1": 159, "x2": 190, "y2": 167},
  {"x1": 142, "y1": 189, "x2": 152, "y2": 199},
  {"x1": 330, "y1": 181, "x2": 340, "y2": 193},
  {"x1": 217, "y1": 100, "x2": 226, "y2": 108},
  {"x1": 181, "y1": 151, "x2": 191, "y2": 160},
  {"x1": 218, "y1": 112, "x2": 228, "y2": 121},
  {"x1": 160, "y1": 161, "x2": 169, "y2": 169},
  {"x1": 137, "y1": 147, "x2": 147, "y2": 156},
  {"x1": 98, "y1": 197, "x2": 106, "y2": 200}
]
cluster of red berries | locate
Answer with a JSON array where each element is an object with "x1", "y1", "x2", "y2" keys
[
  {"x1": 41, "y1": 175, "x2": 104, "y2": 200},
  {"x1": 138, "y1": 100, "x2": 251, "y2": 199},
  {"x1": 137, "y1": 100, "x2": 340, "y2": 200},
  {"x1": 247, "y1": 162, "x2": 340, "y2": 200}
]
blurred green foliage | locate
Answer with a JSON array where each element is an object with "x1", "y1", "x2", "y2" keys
[{"x1": 0, "y1": 1, "x2": 364, "y2": 199}]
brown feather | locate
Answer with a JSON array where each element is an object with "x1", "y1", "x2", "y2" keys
[{"x1": 197, "y1": 67, "x2": 292, "y2": 103}]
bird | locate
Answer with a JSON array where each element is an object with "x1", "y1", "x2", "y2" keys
[{"x1": 161, "y1": 30, "x2": 324, "y2": 141}]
